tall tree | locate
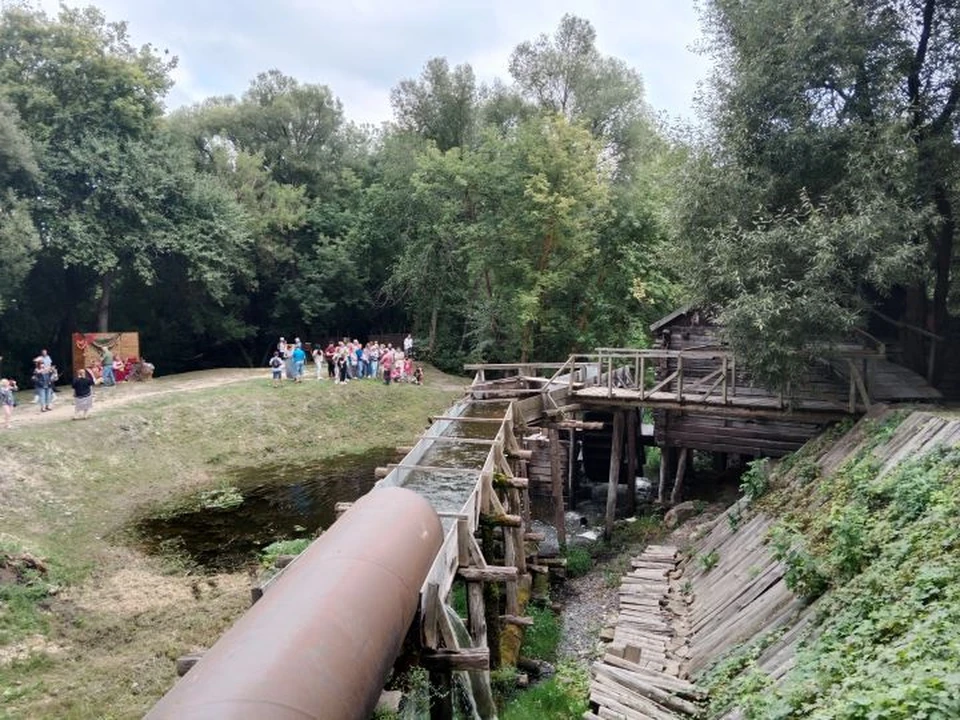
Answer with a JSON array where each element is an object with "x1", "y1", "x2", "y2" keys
[
  {"x1": 391, "y1": 58, "x2": 478, "y2": 152},
  {"x1": 0, "y1": 99, "x2": 39, "y2": 312},
  {"x1": 677, "y1": 0, "x2": 960, "y2": 388},
  {"x1": 0, "y1": 6, "x2": 251, "y2": 334}
]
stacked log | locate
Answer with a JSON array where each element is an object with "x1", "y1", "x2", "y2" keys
[{"x1": 586, "y1": 544, "x2": 704, "y2": 720}]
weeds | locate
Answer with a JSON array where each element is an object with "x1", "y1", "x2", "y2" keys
[
  {"x1": 563, "y1": 547, "x2": 592, "y2": 578},
  {"x1": 519, "y1": 605, "x2": 561, "y2": 663},
  {"x1": 699, "y1": 550, "x2": 719, "y2": 572}
]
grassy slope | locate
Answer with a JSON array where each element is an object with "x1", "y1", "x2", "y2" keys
[
  {"x1": 700, "y1": 411, "x2": 960, "y2": 719},
  {"x1": 0, "y1": 370, "x2": 463, "y2": 719}
]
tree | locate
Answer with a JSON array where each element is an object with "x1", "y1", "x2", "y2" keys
[
  {"x1": 391, "y1": 58, "x2": 478, "y2": 152},
  {"x1": 508, "y1": 14, "x2": 649, "y2": 170},
  {"x1": 677, "y1": 0, "x2": 959, "y2": 389},
  {"x1": 0, "y1": 100, "x2": 39, "y2": 312}
]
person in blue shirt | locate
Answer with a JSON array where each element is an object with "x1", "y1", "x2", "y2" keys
[{"x1": 292, "y1": 345, "x2": 306, "y2": 383}]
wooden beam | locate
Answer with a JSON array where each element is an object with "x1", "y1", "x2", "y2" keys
[
  {"x1": 626, "y1": 410, "x2": 637, "y2": 517},
  {"x1": 548, "y1": 427, "x2": 566, "y2": 549},
  {"x1": 604, "y1": 410, "x2": 625, "y2": 540},
  {"x1": 479, "y1": 513, "x2": 522, "y2": 528},
  {"x1": 421, "y1": 648, "x2": 490, "y2": 672},
  {"x1": 457, "y1": 565, "x2": 519, "y2": 582},
  {"x1": 671, "y1": 448, "x2": 689, "y2": 506}
]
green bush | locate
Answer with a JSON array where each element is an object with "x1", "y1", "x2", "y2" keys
[
  {"x1": 739, "y1": 459, "x2": 770, "y2": 500},
  {"x1": 564, "y1": 547, "x2": 592, "y2": 577},
  {"x1": 769, "y1": 525, "x2": 828, "y2": 601},
  {"x1": 699, "y1": 550, "x2": 720, "y2": 572}
]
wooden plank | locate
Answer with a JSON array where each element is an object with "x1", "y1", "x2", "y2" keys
[{"x1": 549, "y1": 427, "x2": 566, "y2": 548}]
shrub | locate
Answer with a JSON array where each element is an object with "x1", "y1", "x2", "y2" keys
[
  {"x1": 520, "y1": 605, "x2": 561, "y2": 662},
  {"x1": 769, "y1": 525, "x2": 828, "y2": 601},
  {"x1": 564, "y1": 547, "x2": 592, "y2": 577},
  {"x1": 699, "y1": 550, "x2": 720, "y2": 572},
  {"x1": 739, "y1": 459, "x2": 770, "y2": 500}
]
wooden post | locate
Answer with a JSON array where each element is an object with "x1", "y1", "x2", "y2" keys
[
  {"x1": 607, "y1": 354, "x2": 614, "y2": 396},
  {"x1": 731, "y1": 356, "x2": 737, "y2": 397},
  {"x1": 548, "y1": 428, "x2": 566, "y2": 549},
  {"x1": 722, "y1": 356, "x2": 728, "y2": 404},
  {"x1": 676, "y1": 355, "x2": 684, "y2": 401},
  {"x1": 604, "y1": 411, "x2": 625, "y2": 540},
  {"x1": 639, "y1": 356, "x2": 646, "y2": 400},
  {"x1": 467, "y1": 582, "x2": 487, "y2": 648},
  {"x1": 480, "y1": 525, "x2": 501, "y2": 671},
  {"x1": 567, "y1": 428, "x2": 576, "y2": 508},
  {"x1": 429, "y1": 670, "x2": 453, "y2": 720},
  {"x1": 670, "y1": 448, "x2": 689, "y2": 506},
  {"x1": 626, "y1": 410, "x2": 637, "y2": 517},
  {"x1": 658, "y1": 445, "x2": 672, "y2": 505}
]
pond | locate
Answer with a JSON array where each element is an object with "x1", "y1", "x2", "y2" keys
[{"x1": 132, "y1": 447, "x2": 396, "y2": 571}]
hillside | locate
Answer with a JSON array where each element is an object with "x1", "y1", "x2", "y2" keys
[{"x1": 682, "y1": 408, "x2": 960, "y2": 718}]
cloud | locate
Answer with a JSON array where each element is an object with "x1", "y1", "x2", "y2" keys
[{"x1": 30, "y1": 0, "x2": 713, "y2": 125}]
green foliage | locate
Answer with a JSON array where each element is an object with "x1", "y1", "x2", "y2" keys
[
  {"x1": 0, "y1": 543, "x2": 64, "y2": 646},
  {"x1": 519, "y1": 605, "x2": 561, "y2": 663},
  {"x1": 563, "y1": 547, "x2": 592, "y2": 578},
  {"x1": 258, "y1": 538, "x2": 311, "y2": 568},
  {"x1": 500, "y1": 661, "x2": 589, "y2": 720},
  {"x1": 699, "y1": 550, "x2": 720, "y2": 572},
  {"x1": 677, "y1": 0, "x2": 960, "y2": 389},
  {"x1": 196, "y1": 484, "x2": 244, "y2": 511},
  {"x1": 707, "y1": 416, "x2": 960, "y2": 718},
  {"x1": 769, "y1": 524, "x2": 828, "y2": 601},
  {"x1": 739, "y1": 459, "x2": 770, "y2": 501}
]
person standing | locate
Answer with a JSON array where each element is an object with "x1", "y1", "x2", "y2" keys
[
  {"x1": 0, "y1": 378, "x2": 16, "y2": 429},
  {"x1": 72, "y1": 369, "x2": 95, "y2": 419},
  {"x1": 403, "y1": 333, "x2": 414, "y2": 359},
  {"x1": 324, "y1": 341, "x2": 336, "y2": 379},
  {"x1": 312, "y1": 346, "x2": 324, "y2": 380},
  {"x1": 292, "y1": 344, "x2": 306, "y2": 383},
  {"x1": 269, "y1": 351, "x2": 284, "y2": 387},
  {"x1": 101, "y1": 346, "x2": 115, "y2": 387},
  {"x1": 33, "y1": 361, "x2": 53, "y2": 412}
]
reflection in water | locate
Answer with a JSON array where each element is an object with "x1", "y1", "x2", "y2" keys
[{"x1": 133, "y1": 447, "x2": 396, "y2": 571}]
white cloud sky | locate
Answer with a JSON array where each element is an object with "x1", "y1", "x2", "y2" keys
[{"x1": 35, "y1": 0, "x2": 714, "y2": 126}]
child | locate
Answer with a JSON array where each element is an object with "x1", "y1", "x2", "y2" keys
[
  {"x1": 413, "y1": 365, "x2": 424, "y2": 386},
  {"x1": 403, "y1": 357, "x2": 413, "y2": 382},
  {"x1": 269, "y1": 351, "x2": 284, "y2": 387},
  {"x1": 0, "y1": 378, "x2": 16, "y2": 429}
]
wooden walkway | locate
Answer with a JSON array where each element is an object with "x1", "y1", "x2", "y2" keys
[{"x1": 587, "y1": 545, "x2": 704, "y2": 720}]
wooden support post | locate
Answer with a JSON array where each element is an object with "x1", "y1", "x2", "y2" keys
[
  {"x1": 429, "y1": 670, "x2": 453, "y2": 720},
  {"x1": 626, "y1": 410, "x2": 637, "y2": 517},
  {"x1": 567, "y1": 428, "x2": 575, "y2": 509},
  {"x1": 507, "y1": 488, "x2": 527, "y2": 574},
  {"x1": 639, "y1": 356, "x2": 646, "y2": 400},
  {"x1": 480, "y1": 525, "x2": 501, "y2": 671},
  {"x1": 467, "y1": 581, "x2": 487, "y2": 648},
  {"x1": 676, "y1": 355, "x2": 684, "y2": 401},
  {"x1": 548, "y1": 428, "x2": 566, "y2": 549},
  {"x1": 671, "y1": 448, "x2": 689, "y2": 506},
  {"x1": 658, "y1": 445, "x2": 672, "y2": 505},
  {"x1": 731, "y1": 356, "x2": 737, "y2": 396},
  {"x1": 604, "y1": 410, "x2": 625, "y2": 540},
  {"x1": 722, "y1": 356, "x2": 728, "y2": 404}
]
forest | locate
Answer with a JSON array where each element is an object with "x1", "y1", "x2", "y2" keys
[{"x1": 0, "y1": 1, "x2": 957, "y2": 395}]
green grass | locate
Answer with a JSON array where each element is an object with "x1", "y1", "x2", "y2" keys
[
  {"x1": 563, "y1": 546, "x2": 592, "y2": 577},
  {"x1": 519, "y1": 605, "x2": 561, "y2": 663},
  {"x1": 0, "y1": 367, "x2": 464, "y2": 719},
  {"x1": 500, "y1": 662, "x2": 589, "y2": 720}
]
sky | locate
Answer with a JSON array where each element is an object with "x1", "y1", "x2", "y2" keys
[{"x1": 35, "y1": 0, "x2": 714, "y2": 126}]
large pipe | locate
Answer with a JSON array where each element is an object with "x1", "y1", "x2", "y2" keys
[{"x1": 146, "y1": 486, "x2": 443, "y2": 720}]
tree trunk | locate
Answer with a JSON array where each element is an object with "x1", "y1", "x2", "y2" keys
[
  {"x1": 429, "y1": 305, "x2": 439, "y2": 355},
  {"x1": 97, "y1": 273, "x2": 113, "y2": 332}
]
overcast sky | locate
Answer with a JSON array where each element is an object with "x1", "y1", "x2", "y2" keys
[{"x1": 36, "y1": 0, "x2": 714, "y2": 126}]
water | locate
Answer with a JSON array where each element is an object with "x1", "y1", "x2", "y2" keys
[{"x1": 132, "y1": 447, "x2": 396, "y2": 571}]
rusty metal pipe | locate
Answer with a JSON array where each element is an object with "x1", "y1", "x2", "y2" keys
[{"x1": 146, "y1": 486, "x2": 443, "y2": 720}]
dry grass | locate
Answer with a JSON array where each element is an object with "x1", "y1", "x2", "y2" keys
[{"x1": 0, "y1": 367, "x2": 465, "y2": 718}]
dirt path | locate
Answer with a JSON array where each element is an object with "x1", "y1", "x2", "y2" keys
[{"x1": 6, "y1": 368, "x2": 264, "y2": 429}]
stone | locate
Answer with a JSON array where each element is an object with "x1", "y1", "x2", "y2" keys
[{"x1": 664, "y1": 501, "x2": 699, "y2": 529}]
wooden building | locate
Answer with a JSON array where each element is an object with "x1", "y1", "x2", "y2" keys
[{"x1": 649, "y1": 306, "x2": 940, "y2": 459}]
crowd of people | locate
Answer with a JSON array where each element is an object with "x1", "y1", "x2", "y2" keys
[
  {"x1": 270, "y1": 334, "x2": 424, "y2": 386},
  {"x1": 0, "y1": 346, "x2": 155, "y2": 429}
]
